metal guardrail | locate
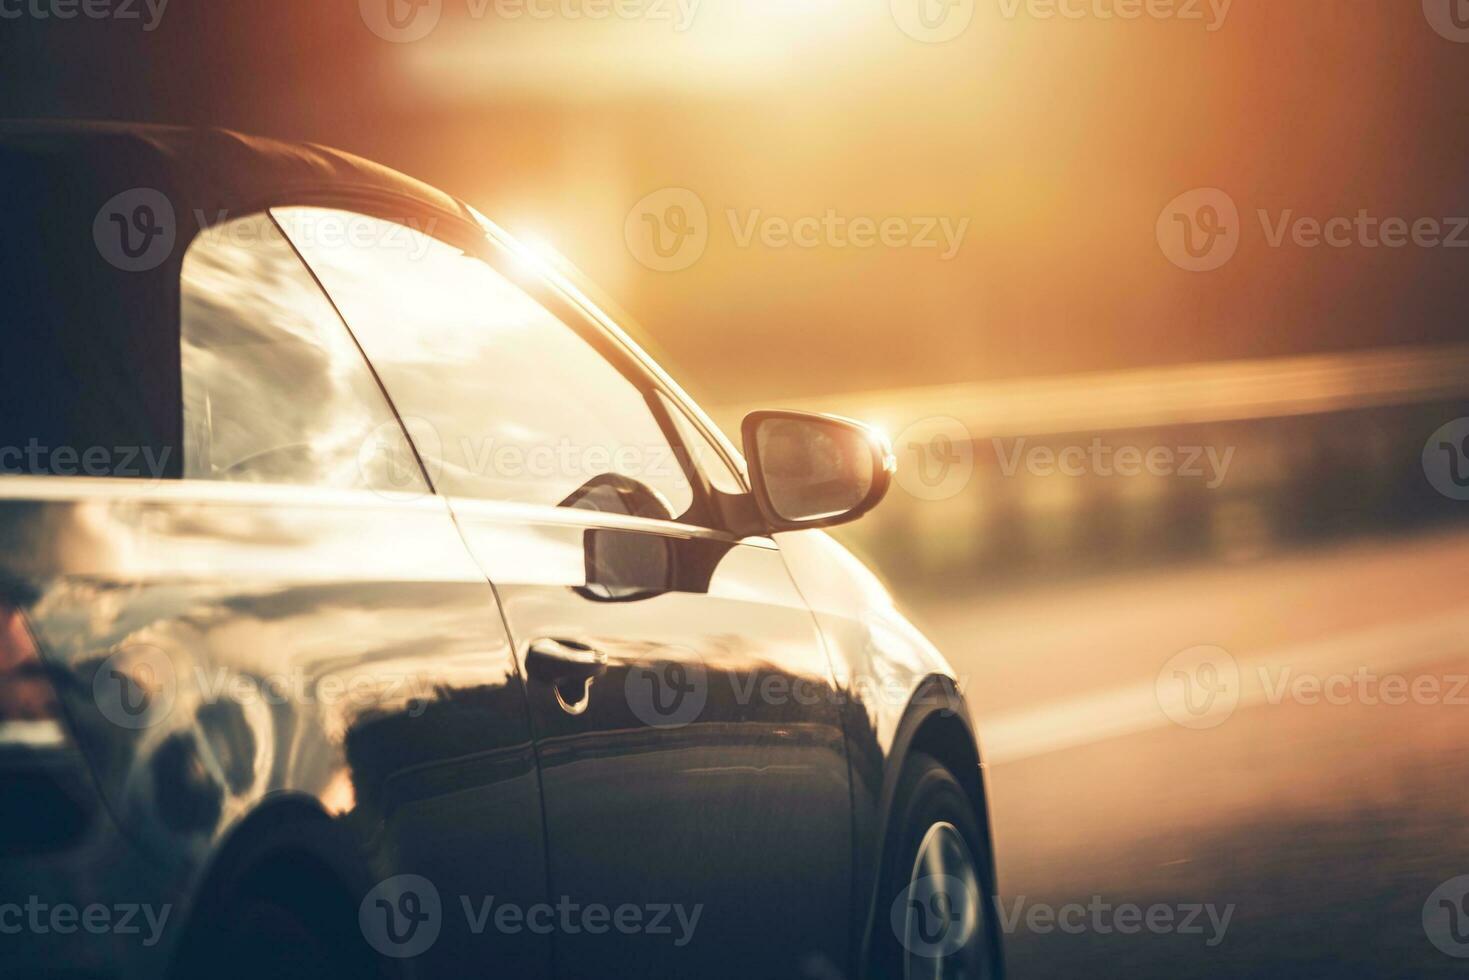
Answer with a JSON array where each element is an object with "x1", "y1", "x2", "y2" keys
[{"x1": 715, "y1": 344, "x2": 1469, "y2": 440}]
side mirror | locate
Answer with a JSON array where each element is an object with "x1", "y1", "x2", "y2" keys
[{"x1": 741, "y1": 410, "x2": 895, "y2": 532}]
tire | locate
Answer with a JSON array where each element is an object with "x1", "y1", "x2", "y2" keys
[{"x1": 869, "y1": 752, "x2": 1003, "y2": 980}]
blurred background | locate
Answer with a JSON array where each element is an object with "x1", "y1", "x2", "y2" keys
[{"x1": 4, "y1": 1, "x2": 1469, "y2": 975}]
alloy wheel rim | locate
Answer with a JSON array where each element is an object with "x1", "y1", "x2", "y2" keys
[{"x1": 901, "y1": 821, "x2": 986, "y2": 980}]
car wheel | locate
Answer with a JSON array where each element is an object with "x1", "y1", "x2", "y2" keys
[{"x1": 870, "y1": 752, "x2": 1002, "y2": 980}]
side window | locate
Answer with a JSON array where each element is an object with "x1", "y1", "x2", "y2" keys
[
  {"x1": 179, "y1": 213, "x2": 426, "y2": 494},
  {"x1": 275, "y1": 207, "x2": 696, "y2": 522},
  {"x1": 655, "y1": 391, "x2": 745, "y2": 496}
]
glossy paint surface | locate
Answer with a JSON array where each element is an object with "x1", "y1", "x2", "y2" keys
[
  {"x1": 450, "y1": 498, "x2": 854, "y2": 978},
  {"x1": 773, "y1": 528, "x2": 982, "y2": 970},
  {"x1": 0, "y1": 477, "x2": 977, "y2": 979},
  {"x1": 0, "y1": 478, "x2": 550, "y2": 978}
]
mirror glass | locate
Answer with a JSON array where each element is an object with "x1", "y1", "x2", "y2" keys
[{"x1": 754, "y1": 416, "x2": 876, "y2": 523}]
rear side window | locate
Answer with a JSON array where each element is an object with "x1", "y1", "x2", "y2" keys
[
  {"x1": 275, "y1": 207, "x2": 696, "y2": 521},
  {"x1": 179, "y1": 213, "x2": 425, "y2": 494}
]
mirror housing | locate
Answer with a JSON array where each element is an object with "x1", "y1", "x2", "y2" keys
[{"x1": 740, "y1": 410, "x2": 895, "y2": 533}]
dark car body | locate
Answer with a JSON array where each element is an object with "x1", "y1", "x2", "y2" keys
[{"x1": 0, "y1": 122, "x2": 993, "y2": 979}]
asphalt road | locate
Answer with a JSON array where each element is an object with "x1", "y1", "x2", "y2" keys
[{"x1": 908, "y1": 528, "x2": 1469, "y2": 978}]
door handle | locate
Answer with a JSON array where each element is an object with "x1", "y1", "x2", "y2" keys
[
  {"x1": 526, "y1": 638, "x2": 608, "y2": 682},
  {"x1": 525, "y1": 638, "x2": 607, "y2": 715}
]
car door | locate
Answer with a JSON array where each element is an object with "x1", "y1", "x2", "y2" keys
[
  {"x1": 279, "y1": 206, "x2": 855, "y2": 979},
  {"x1": 60, "y1": 209, "x2": 551, "y2": 979}
]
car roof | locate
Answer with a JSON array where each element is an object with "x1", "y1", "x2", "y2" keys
[
  {"x1": 0, "y1": 121, "x2": 477, "y2": 477},
  {"x1": 0, "y1": 119, "x2": 473, "y2": 223}
]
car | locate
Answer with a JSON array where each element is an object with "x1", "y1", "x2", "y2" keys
[{"x1": 0, "y1": 120, "x2": 1002, "y2": 980}]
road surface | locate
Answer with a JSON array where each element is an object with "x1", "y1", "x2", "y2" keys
[{"x1": 906, "y1": 527, "x2": 1469, "y2": 977}]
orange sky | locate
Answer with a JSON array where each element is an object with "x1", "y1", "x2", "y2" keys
[{"x1": 3, "y1": 1, "x2": 1466, "y2": 404}]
